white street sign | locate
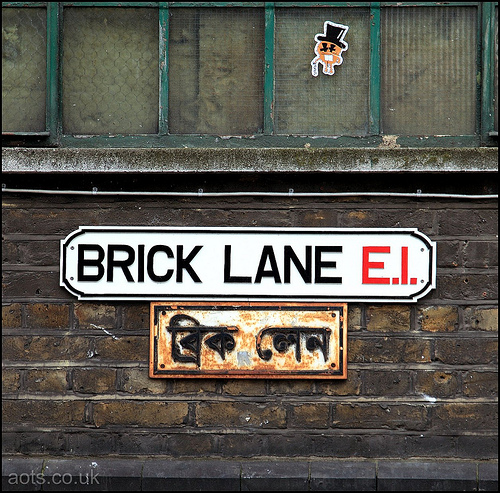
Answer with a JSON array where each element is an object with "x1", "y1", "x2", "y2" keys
[{"x1": 60, "y1": 227, "x2": 436, "y2": 302}]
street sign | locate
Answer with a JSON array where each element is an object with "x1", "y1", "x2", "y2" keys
[
  {"x1": 150, "y1": 302, "x2": 347, "y2": 379},
  {"x1": 60, "y1": 226, "x2": 436, "y2": 302}
]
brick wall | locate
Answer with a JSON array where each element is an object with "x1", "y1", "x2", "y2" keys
[{"x1": 2, "y1": 170, "x2": 498, "y2": 463}]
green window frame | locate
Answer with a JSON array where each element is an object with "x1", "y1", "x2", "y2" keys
[{"x1": 2, "y1": 1, "x2": 498, "y2": 148}]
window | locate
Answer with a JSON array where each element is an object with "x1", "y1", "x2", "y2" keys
[{"x1": 2, "y1": 2, "x2": 498, "y2": 147}]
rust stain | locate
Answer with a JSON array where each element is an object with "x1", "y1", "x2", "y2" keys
[{"x1": 150, "y1": 302, "x2": 347, "y2": 379}]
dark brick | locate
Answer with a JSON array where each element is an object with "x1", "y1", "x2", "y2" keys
[
  {"x1": 2, "y1": 369, "x2": 21, "y2": 393},
  {"x1": 456, "y1": 435, "x2": 498, "y2": 459},
  {"x1": 288, "y1": 403, "x2": 330, "y2": 428},
  {"x1": 365, "y1": 305, "x2": 410, "y2": 332},
  {"x1": 17, "y1": 432, "x2": 67, "y2": 456},
  {"x1": 266, "y1": 433, "x2": 316, "y2": 457},
  {"x1": 462, "y1": 371, "x2": 498, "y2": 397},
  {"x1": 25, "y1": 369, "x2": 68, "y2": 393},
  {"x1": 377, "y1": 461, "x2": 477, "y2": 491},
  {"x1": 171, "y1": 379, "x2": 218, "y2": 395},
  {"x1": 406, "y1": 435, "x2": 456, "y2": 458},
  {"x1": 2, "y1": 336, "x2": 91, "y2": 362},
  {"x1": 437, "y1": 209, "x2": 497, "y2": 236},
  {"x1": 414, "y1": 370, "x2": 459, "y2": 398},
  {"x1": 347, "y1": 305, "x2": 363, "y2": 332},
  {"x1": 3, "y1": 240, "x2": 60, "y2": 266},
  {"x1": 333, "y1": 404, "x2": 428, "y2": 431},
  {"x1": 435, "y1": 273, "x2": 498, "y2": 301},
  {"x1": 310, "y1": 461, "x2": 376, "y2": 491},
  {"x1": 268, "y1": 379, "x2": 315, "y2": 395},
  {"x1": 195, "y1": 402, "x2": 286, "y2": 429},
  {"x1": 436, "y1": 240, "x2": 460, "y2": 268},
  {"x1": 115, "y1": 433, "x2": 167, "y2": 456},
  {"x1": 2, "y1": 271, "x2": 69, "y2": 300},
  {"x1": 241, "y1": 460, "x2": 309, "y2": 491},
  {"x1": 434, "y1": 338, "x2": 498, "y2": 365},
  {"x1": 26, "y1": 303, "x2": 69, "y2": 329},
  {"x1": 66, "y1": 433, "x2": 117, "y2": 456},
  {"x1": 349, "y1": 337, "x2": 431, "y2": 363},
  {"x1": 2, "y1": 400, "x2": 85, "y2": 426},
  {"x1": 221, "y1": 380, "x2": 267, "y2": 396},
  {"x1": 143, "y1": 459, "x2": 240, "y2": 491},
  {"x1": 311, "y1": 434, "x2": 364, "y2": 458},
  {"x1": 93, "y1": 401, "x2": 189, "y2": 428},
  {"x1": 73, "y1": 303, "x2": 116, "y2": 331},
  {"x1": 363, "y1": 370, "x2": 411, "y2": 396},
  {"x1": 167, "y1": 433, "x2": 216, "y2": 457},
  {"x1": 291, "y1": 209, "x2": 338, "y2": 227},
  {"x1": 432, "y1": 403, "x2": 498, "y2": 432},
  {"x1": 360, "y1": 435, "x2": 409, "y2": 458},
  {"x1": 219, "y1": 433, "x2": 266, "y2": 458},
  {"x1": 121, "y1": 303, "x2": 150, "y2": 330},
  {"x1": 463, "y1": 240, "x2": 498, "y2": 268},
  {"x1": 2, "y1": 303, "x2": 22, "y2": 328},
  {"x1": 94, "y1": 336, "x2": 148, "y2": 362},
  {"x1": 120, "y1": 368, "x2": 167, "y2": 394},
  {"x1": 314, "y1": 370, "x2": 362, "y2": 396},
  {"x1": 73, "y1": 368, "x2": 117, "y2": 394}
]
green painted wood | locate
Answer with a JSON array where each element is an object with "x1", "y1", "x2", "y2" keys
[{"x1": 47, "y1": 2, "x2": 60, "y2": 142}]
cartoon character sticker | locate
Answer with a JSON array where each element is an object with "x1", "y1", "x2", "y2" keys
[{"x1": 311, "y1": 21, "x2": 349, "y2": 77}]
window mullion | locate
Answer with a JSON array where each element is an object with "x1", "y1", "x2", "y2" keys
[
  {"x1": 159, "y1": 2, "x2": 169, "y2": 136},
  {"x1": 264, "y1": 2, "x2": 275, "y2": 136},
  {"x1": 369, "y1": 1, "x2": 381, "y2": 135},
  {"x1": 47, "y1": 2, "x2": 60, "y2": 142}
]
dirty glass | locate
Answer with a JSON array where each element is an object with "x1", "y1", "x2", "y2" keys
[
  {"x1": 274, "y1": 8, "x2": 370, "y2": 136},
  {"x1": 168, "y1": 8, "x2": 265, "y2": 135},
  {"x1": 381, "y1": 7, "x2": 477, "y2": 136},
  {"x1": 495, "y1": 6, "x2": 498, "y2": 132},
  {"x1": 2, "y1": 8, "x2": 47, "y2": 133},
  {"x1": 62, "y1": 8, "x2": 158, "y2": 135}
]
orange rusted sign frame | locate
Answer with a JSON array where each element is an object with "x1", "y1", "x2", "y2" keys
[{"x1": 150, "y1": 302, "x2": 347, "y2": 379}]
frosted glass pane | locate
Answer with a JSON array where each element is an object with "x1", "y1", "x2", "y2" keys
[
  {"x1": 381, "y1": 7, "x2": 477, "y2": 136},
  {"x1": 275, "y1": 8, "x2": 370, "y2": 136},
  {"x1": 63, "y1": 8, "x2": 158, "y2": 135},
  {"x1": 2, "y1": 8, "x2": 46, "y2": 133},
  {"x1": 169, "y1": 8, "x2": 264, "y2": 135}
]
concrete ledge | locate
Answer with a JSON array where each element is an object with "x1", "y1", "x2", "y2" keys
[
  {"x1": 2, "y1": 147, "x2": 498, "y2": 174},
  {"x1": 2, "y1": 457, "x2": 498, "y2": 491},
  {"x1": 377, "y1": 461, "x2": 477, "y2": 491}
]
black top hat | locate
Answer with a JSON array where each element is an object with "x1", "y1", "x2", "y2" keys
[{"x1": 315, "y1": 22, "x2": 348, "y2": 49}]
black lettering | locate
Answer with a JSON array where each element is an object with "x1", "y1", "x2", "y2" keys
[
  {"x1": 147, "y1": 245, "x2": 174, "y2": 282},
  {"x1": 176, "y1": 245, "x2": 203, "y2": 283},
  {"x1": 138, "y1": 245, "x2": 145, "y2": 282},
  {"x1": 315, "y1": 246, "x2": 342, "y2": 284},
  {"x1": 107, "y1": 245, "x2": 135, "y2": 282},
  {"x1": 255, "y1": 246, "x2": 282, "y2": 284},
  {"x1": 77, "y1": 244, "x2": 105, "y2": 281},
  {"x1": 284, "y1": 245, "x2": 312, "y2": 283},
  {"x1": 224, "y1": 245, "x2": 252, "y2": 283}
]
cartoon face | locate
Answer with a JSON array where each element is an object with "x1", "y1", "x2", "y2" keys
[
  {"x1": 316, "y1": 41, "x2": 343, "y2": 66},
  {"x1": 311, "y1": 21, "x2": 349, "y2": 77}
]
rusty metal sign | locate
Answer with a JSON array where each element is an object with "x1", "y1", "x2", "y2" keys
[{"x1": 150, "y1": 302, "x2": 347, "y2": 379}]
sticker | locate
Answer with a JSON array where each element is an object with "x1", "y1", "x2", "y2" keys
[{"x1": 311, "y1": 21, "x2": 349, "y2": 77}]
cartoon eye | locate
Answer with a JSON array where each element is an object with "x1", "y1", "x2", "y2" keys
[
  {"x1": 329, "y1": 45, "x2": 335, "y2": 52},
  {"x1": 320, "y1": 43, "x2": 329, "y2": 52}
]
